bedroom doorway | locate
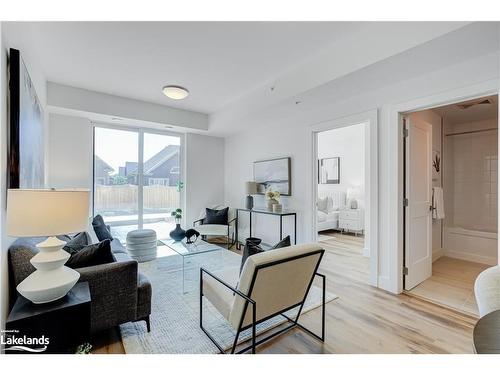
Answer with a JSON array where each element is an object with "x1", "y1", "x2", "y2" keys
[{"x1": 311, "y1": 110, "x2": 378, "y2": 287}]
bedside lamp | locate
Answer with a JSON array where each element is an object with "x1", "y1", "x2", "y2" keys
[
  {"x1": 7, "y1": 189, "x2": 90, "y2": 304},
  {"x1": 245, "y1": 182, "x2": 258, "y2": 210}
]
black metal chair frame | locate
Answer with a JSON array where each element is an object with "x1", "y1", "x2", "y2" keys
[
  {"x1": 193, "y1": 217, "x2": 237, "y2": 249},
  {"x1": 200, "y1": 249, "x2": 326, "y2": 354}
]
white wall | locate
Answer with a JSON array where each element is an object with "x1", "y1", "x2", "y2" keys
[
  {"x1": 317, "y1": 123, "x2": 365, "y2": 207},
  {"x1": 185, "y1": 133, "x2": 225, "y2": 226},
  {"x1": 223, "y1": 27, "x2": 500, "y2": 292},
  {"x1": 47, "y1": 113, "x2": 93, "y2": 190},
  {"x1": 1, "y1": 23, "x2": 48, "y2": 328},
  {"x1": 444, "y1": 118, "x2": 498, "y2": 233}
]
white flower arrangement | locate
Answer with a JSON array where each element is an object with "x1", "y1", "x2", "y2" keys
[{"x1": 265, "y1": 190, "x2": 280, "y2": 201}]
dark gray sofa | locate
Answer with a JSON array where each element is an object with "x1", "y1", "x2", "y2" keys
[{"x1": 8, "y1": 234, "x2": 152, "y2": 334}]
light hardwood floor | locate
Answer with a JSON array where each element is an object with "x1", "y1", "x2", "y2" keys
[
  {"x1": 92, "y1": 233, "x2": 477, "y2": 354},
  {"x1": 406, "y1": 256, "x2": 490, "y2": 316}
]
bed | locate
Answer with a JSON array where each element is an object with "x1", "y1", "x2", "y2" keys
[{"x1": 316, "y1": 191, "x2": 346, "y2": 232}]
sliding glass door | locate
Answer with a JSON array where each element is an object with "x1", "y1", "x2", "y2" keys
[
  {"x1": 142, "y1": 132, "x2": 181, "y2": 236},
  {"x1": 93, "y1": 126, "x2": 182, "y2": 241}
]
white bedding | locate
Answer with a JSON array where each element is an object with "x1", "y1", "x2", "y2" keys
[
  {"x1": 317, "y1": 210, "x2": 340, "y2": 231},
  {"x1": 316, "y1": 210, "x2": 339, "y2": 223}
]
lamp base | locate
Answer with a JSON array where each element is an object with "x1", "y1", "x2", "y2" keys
[
  {"x1": 16, "y1": 236, "x2": 80, "y2": 304},
  {"x1": 245, "y1": 195, "x2": 254, "y2": 210}
]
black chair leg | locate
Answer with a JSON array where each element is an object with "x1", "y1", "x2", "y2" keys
[{"x1": 145, "y1": 316, "x2": 151, "y2": 332}]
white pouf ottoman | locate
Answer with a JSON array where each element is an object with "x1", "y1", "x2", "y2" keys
[{"x1": 126, "y1": 229, "x2": 157, "y2": 262}]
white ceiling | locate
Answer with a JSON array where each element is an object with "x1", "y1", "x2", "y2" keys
[
  {"x1": 433, "y1": 95, "x2": 498, "y2": 125},
  {"x1": 16, "y1": 21, "x2": 365, "y2": 114}
]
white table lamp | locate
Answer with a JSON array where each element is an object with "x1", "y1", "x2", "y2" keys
[{"x1": 7, "y1": 189, "x2": 90, "y2": 304}]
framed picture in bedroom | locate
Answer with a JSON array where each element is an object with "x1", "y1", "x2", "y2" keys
[
  {"x1": 253, "y1": 157, "x2": 291, "y2": 196},
  {"x1": 8, "y1": 48, "x2": 45, "y2": 189},
  {"x1": 319, "y1": 157, "x2": 340, "y2": 184}
]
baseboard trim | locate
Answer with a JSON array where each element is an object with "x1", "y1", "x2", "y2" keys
[
  {"x1": 443, "y1": 249, "x2": 497, "y2": 266},
  {"x1": 432, "y1": 248, "x2": 444, "y2": 262}
]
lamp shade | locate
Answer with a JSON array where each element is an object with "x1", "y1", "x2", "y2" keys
[
  {"x1": 7, "y1": 189, "x2": 90, "y2": 237},
  {"x1": 245, "y1": 181, "x2": 258, "y2": 195}
]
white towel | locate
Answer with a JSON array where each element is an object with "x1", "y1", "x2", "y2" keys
[{"x1": 432, "y1": 187, "x2": 445, "y2": 220}]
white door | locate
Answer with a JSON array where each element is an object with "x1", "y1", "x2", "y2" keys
[{"x1": 404, "y1": 115, "x2": 433, "y2": 290}]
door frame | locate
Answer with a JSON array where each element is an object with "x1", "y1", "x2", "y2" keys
[
  {"x1": 92, "y1": 122, "x2": 186, "y2": 228},
  {"x1": 390, "y1": 79, "x2": 499, "y2": 294},
  {"x1": 309, "y1": 109, "x2": 379, "y2": 287}
]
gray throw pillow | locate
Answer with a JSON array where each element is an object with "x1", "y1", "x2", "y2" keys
[
  {"x1": 92, "y1": 215, "x2": 113, "y2": 241},
  {"x1": 63, "y1": 232, "x2": 89, "y2": 255}
]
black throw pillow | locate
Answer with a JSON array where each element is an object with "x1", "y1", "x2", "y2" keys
[
  {"x1": 239, "y1": 235, "x2": 291, "y2": 273},
  {"x1": 66, "y1": 239, "x2": 115, "y2": 269},
  {"x1": 63, "y1": 232, "x2": 89, "y2": 255},
  {"x1": 92, "y1": 215, "x2": 113, "y2": 241},
  {"x1": 205, "y1": 207, "x2": 229, "y2": 225},
  {"x1": 271, "y1": 235, "x2": 291, "y2": 250},
  {"x1": 240, "y1": 238, "x2": 264, "y2": 273}
]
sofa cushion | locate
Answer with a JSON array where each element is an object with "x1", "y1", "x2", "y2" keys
[
  {"x1": 92, "y1": 215, "x2": 114, "y2": 241},
  {"x1": 66, "y1": 239, "x2": 115, "y2": 269},
  {"x1": 110, "y1": 238, "x2": 127, "y2": 254}
]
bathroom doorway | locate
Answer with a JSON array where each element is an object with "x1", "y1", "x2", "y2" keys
[{"x1": 403, "y1": 94, "x2": 498, "y2": 316}]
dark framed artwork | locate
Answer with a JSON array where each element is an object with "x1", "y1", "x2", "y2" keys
[
  {"x1": 318, "y1": 157, "x2": 340, "y2": 184},
  {"x1": 8, "y1": 48, "x2": 45, "y2": 189},
  {"x1": 253, "y1": 157, "x2": 291, "y2": 196}
]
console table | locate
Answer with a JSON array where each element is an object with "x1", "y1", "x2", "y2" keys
[{"x1": 235, "y1": 207, "x2": 297, "y2": 249}]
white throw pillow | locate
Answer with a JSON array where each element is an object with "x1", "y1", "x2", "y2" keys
[{"x1": 317, "y1": 197, "x2": 328, "y2": 213}]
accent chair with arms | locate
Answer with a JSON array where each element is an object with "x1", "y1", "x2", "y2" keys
[
  {"x1": 193, "y1": 205, "x2": 237, "y2": 249},
  {"x1": 200, "y1": 243, "x2": 326, "y2": 354},
  {"x1": 474, "y1": 265, "x2": 500, "y2": 317}
]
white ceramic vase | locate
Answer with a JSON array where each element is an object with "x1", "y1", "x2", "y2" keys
[
  {"x1": 16, "y1": 236, "x2": 80, "y2": 304},
  {"x1": 267, "y1": 198, "x2": 278, "y2": 210}
]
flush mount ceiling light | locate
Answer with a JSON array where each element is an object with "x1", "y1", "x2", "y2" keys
[{"x1": 162, "y1": 85, "x2": 189, "y2": 100}]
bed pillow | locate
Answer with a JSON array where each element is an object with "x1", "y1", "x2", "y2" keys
[{"x1": 317, "y1": 197, "x2": 328, "y2": 213}]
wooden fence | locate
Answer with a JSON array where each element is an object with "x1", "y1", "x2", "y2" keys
[{"x1": 95, "y1": 184, "x2": 179, "y2": 211}]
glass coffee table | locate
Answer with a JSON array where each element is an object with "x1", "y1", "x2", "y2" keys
[{"x1": 159, "y1": 239, "x2": 224, "y2": 293}]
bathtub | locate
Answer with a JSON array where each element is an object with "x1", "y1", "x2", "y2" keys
[{"x1": 443, "y1": 226, "x2": 498, "y2": 265}]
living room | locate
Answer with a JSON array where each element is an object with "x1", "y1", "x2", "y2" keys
[{"x1": 1, "y1": 2, "x2": 500, "y2": 372}]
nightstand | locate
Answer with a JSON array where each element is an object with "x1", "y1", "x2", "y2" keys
[
  {"x1": 339, "y1": 208, "x2": 364, "y2": 236},
  {"x1": 5, "y1": 282, "x2": 91, "y2": 354}
]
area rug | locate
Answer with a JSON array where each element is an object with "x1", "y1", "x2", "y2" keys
[{"x1": 119, "y1": 247, "x2": 338, "y2": 354}]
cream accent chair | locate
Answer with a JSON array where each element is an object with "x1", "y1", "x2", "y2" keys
[
  {"x1": 200, "y1": 243, "x2": 325, "y2": 354},
  {"x1": 474, "y1": 265, "x2": 500, "y2": 317},
  {"x1": 193, "y1": 205, "x2": 237, "y2": 249}
]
